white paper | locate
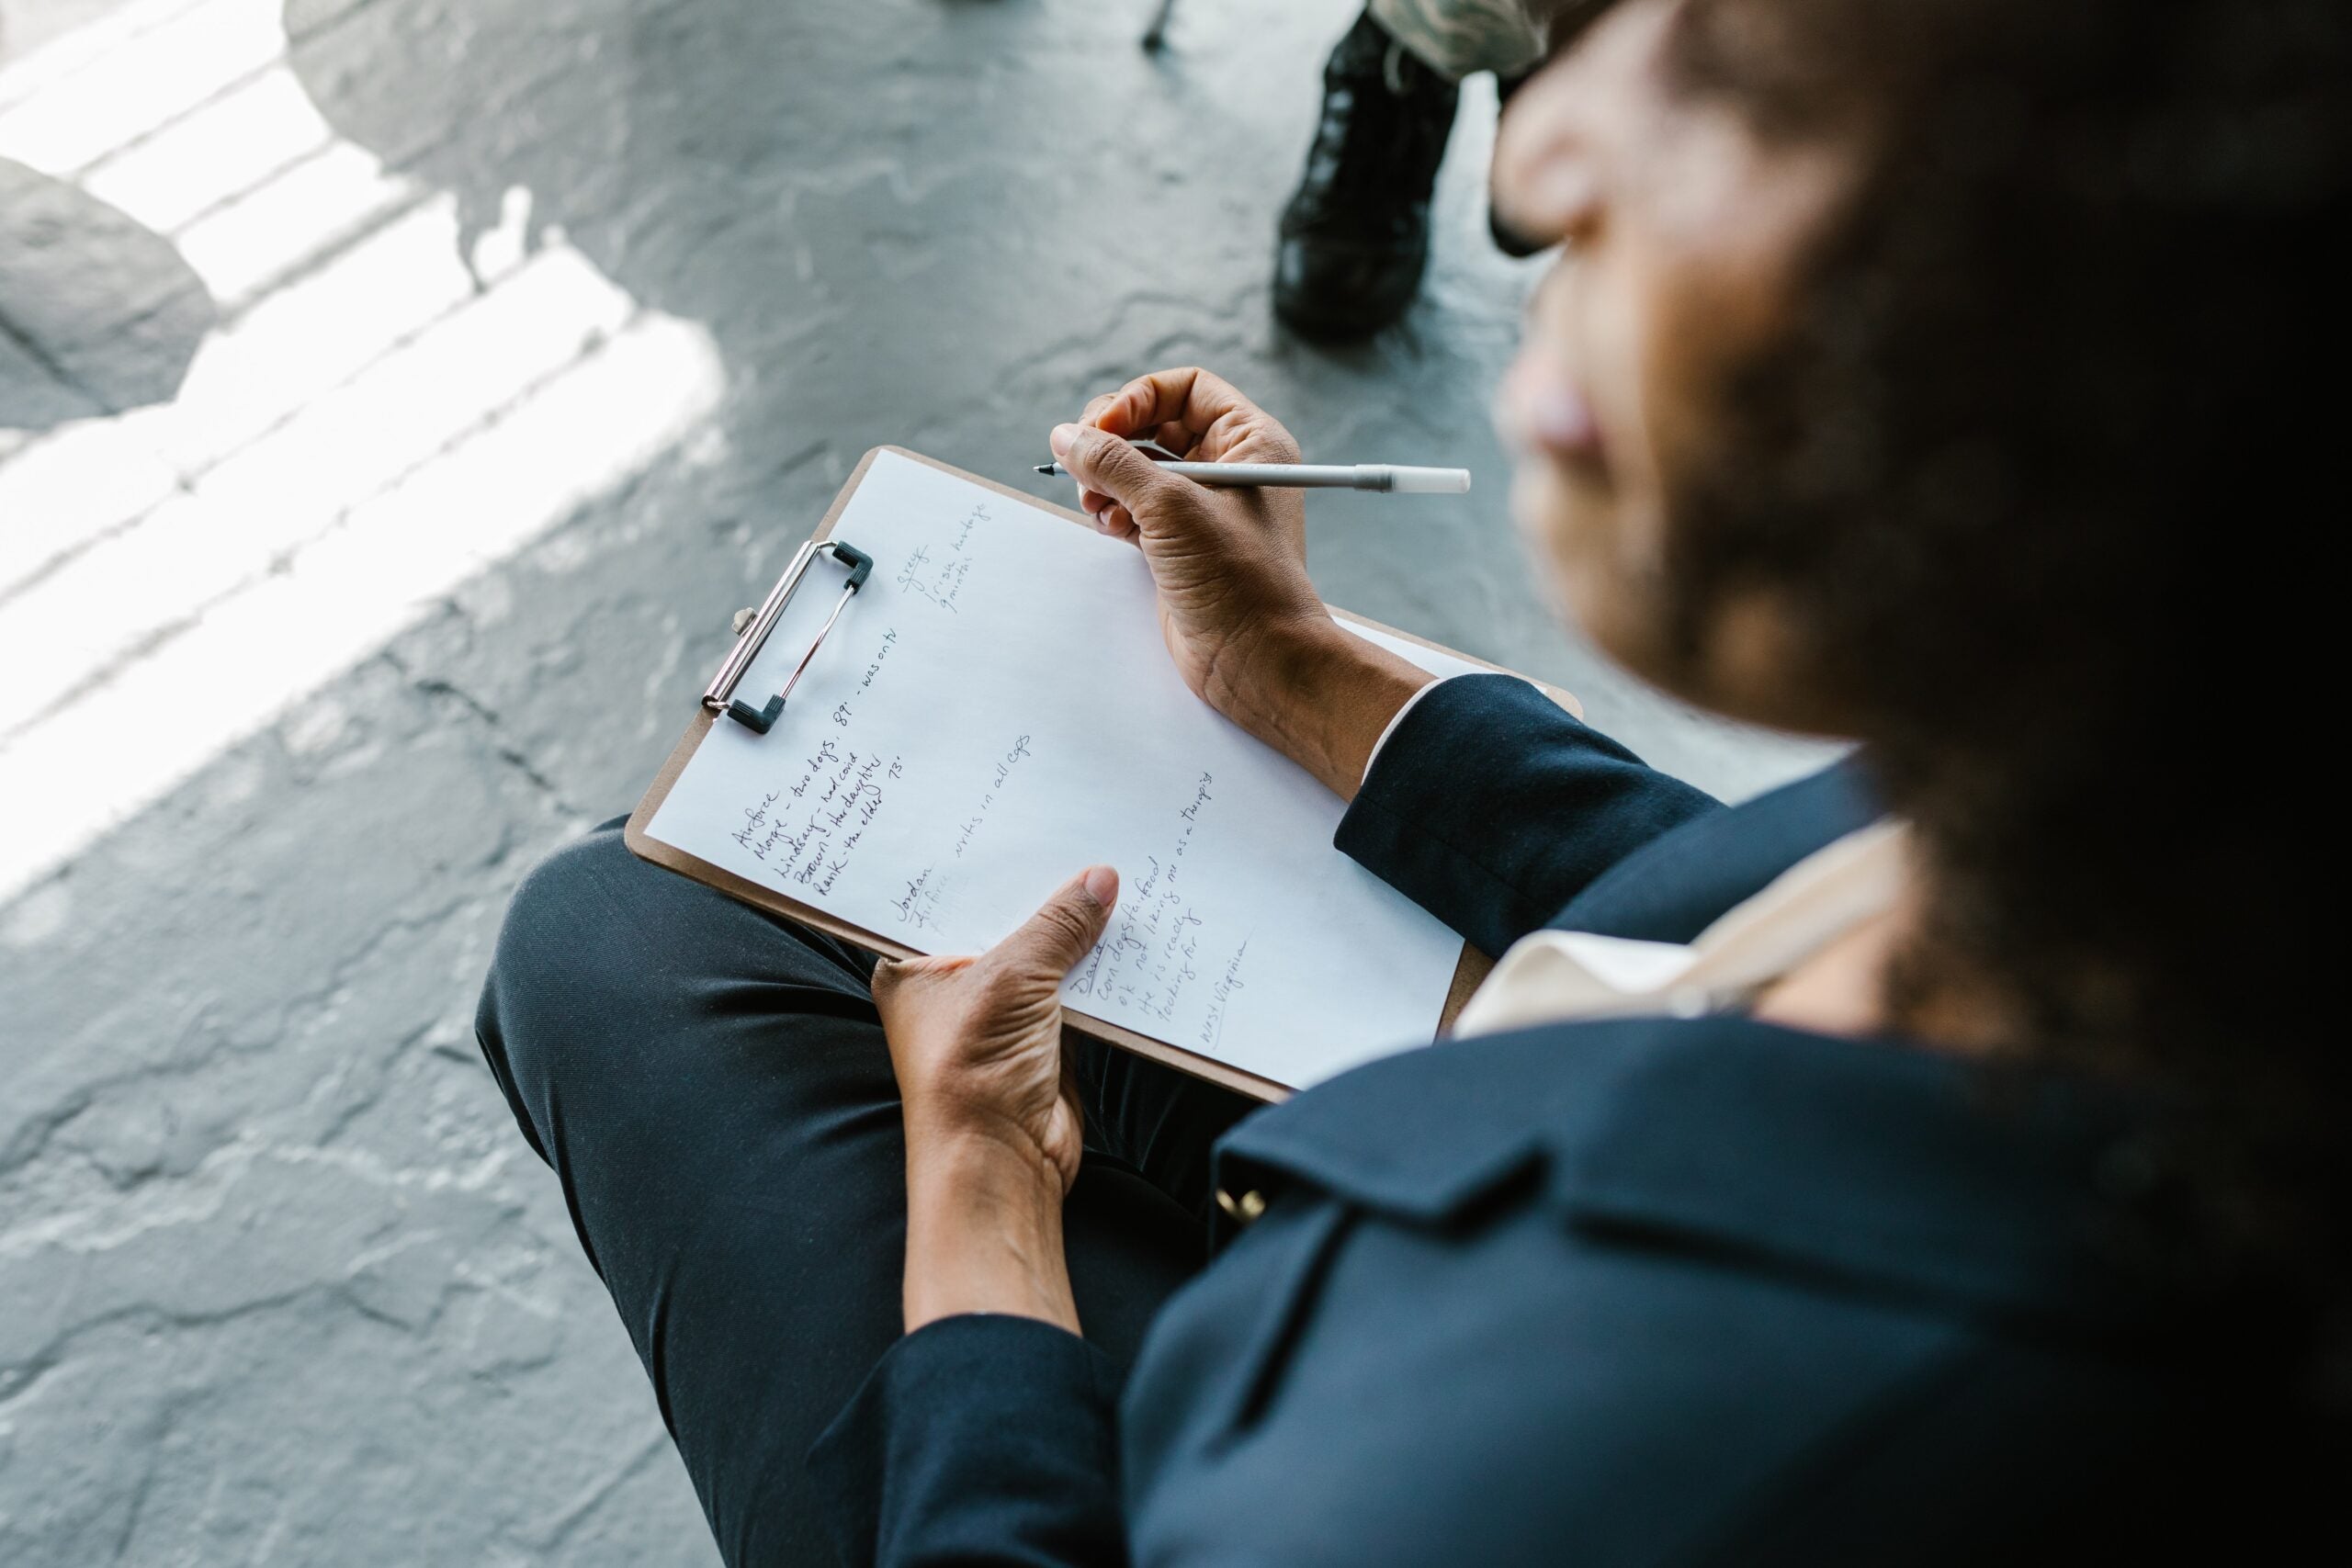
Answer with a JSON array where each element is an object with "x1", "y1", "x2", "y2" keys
[{"x1": 646, "y1": 451, "x2": 1492, "y2": 1089}]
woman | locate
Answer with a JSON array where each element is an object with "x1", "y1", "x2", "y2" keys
[{"x1": 476, "y1": 0, "x2": 2341, "y2": 1561}]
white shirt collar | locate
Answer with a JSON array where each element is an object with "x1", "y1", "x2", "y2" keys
[{"x1": 1453, "y1": 819, "x2": 1909, "y2": 1038}]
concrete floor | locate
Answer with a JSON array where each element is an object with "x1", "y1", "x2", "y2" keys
[{"x1": 0, "y1": 0, "x2": 1835, "y2": 1561}]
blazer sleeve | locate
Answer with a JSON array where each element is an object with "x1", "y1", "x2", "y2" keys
[
  {"x1": 1334, "y1": 673, "x2": 1722, "y2": 956},
  {"x1": 809, "y1": 1314, "x2": 1128, "y2": 1568}
]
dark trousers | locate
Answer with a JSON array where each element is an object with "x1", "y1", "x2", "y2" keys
[{"x1": 474, "y1": 821, "x2": 1253, "y2": 1566}]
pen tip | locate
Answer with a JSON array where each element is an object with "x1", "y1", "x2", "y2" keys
[{"x1": 1033, "y1": 464, "x2": 1056, "y2": 476}]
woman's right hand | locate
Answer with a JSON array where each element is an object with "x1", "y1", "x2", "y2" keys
[
  {"x1": 1049, "y1": 368, "x2": 1331, "y2": 720},
  {"x1": 1047, "y1": 367, "x2": 1436, "y2": 801}
]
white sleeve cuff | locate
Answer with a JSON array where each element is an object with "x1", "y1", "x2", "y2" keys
[{"x1": 1362, "y1": 674, "x2": 1459, "y2": 785}]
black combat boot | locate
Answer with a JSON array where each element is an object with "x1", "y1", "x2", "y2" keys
[{"x1": 1273, "y1": 11, "x2": 1460, "y2": 342}]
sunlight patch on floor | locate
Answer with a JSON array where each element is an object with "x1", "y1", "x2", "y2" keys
[{"x1": 0, "y1": 0, "x2": 725, "y2": 899}]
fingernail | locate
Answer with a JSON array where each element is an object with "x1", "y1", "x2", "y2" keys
[
  {"x1": 1082, "y1": 865, "x2": 1118, "y2": 905},
  {"x1": 1050, "y1": 423, "x2": 1080, "y2": 457}
]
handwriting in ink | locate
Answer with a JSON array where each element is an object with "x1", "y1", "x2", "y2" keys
[
  {"x1": 788, "y1": 739, "x2": 840, "y2": 799},
  {"x1": 1069, "y1": 773, "x2": 1217, "y2": 1024},
  {"x1": 953, "y1": 735, "x2": 1034, "y2": 860},
  {"x1": 730, "y1": 791, "x2": 785, "y2": 856},
  {"x1": 820, "y1": 626, "x2": 902, "y2": 731},
  {"x1": 892, "y1": 540, "x2": 974, "y2": 612},
  {"x1": 731, "y1": 728, "x2": 905, "y2": 895},
  {"x1": 949, "y1": 502, "x2": 989, "y2": 553},
  {"x1": 860, "y1": 627, "x2": 899, "y2": 690},
  {"x1": 1198, "y1": 936, "x2": 1250, "y2": 1055},
  {"x1": 894, "y1": 863, "x2": 943, "y2": 931}
]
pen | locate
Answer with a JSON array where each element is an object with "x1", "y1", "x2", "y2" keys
[{"x1": 1032, "y1": 457, "x2": 1471, "y2": 493}]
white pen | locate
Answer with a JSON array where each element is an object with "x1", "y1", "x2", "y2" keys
[{"x1": 1033, "y1": 457, "x2": 1471, "y2": 493}]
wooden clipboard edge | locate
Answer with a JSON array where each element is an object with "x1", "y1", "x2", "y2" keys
[{"x1": 626, "y1": 445, "x2": 1569, "y2": 1103}]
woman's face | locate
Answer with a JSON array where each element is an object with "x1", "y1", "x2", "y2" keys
[{"x1": 1493, "y1": 0, "x2": 1866, "y2": 730}]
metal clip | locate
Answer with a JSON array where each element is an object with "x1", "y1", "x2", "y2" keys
[{"x1": 702, "y1": 539, "x2": 874, "y2": 734}]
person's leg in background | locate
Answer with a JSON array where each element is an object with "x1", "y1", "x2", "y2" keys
[
  {"x1": 1273, "y1": 0, "x2": 1550, "y2": 341},
  {"x1": 475, "y1": 821, "x2": 1215, "y2": 1567}
]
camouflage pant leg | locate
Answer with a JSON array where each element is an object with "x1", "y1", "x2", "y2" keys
[{"x1": 1366, "y1": 0, "x2": 1547, "y2": 80}]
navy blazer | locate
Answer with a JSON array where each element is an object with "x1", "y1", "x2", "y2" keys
[{"x1": 811, "y1": 675, "x2": 2301, "y2": 1564}]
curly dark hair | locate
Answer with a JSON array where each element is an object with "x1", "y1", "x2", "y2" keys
[{"x1": 1641, "y1": 0, "x2": 2346, "y2": 1391}]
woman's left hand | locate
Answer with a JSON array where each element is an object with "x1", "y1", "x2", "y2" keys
[
  {"x1": 874, "y1": 866, "x2": 1118, "y2": 1189},
  {"x1": 875, "y1": 866, "x2": 1118, "y2": 1333}
]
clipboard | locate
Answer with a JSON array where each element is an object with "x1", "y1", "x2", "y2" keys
[{"x1": 627, "y1": 446, "x2": 1581, "y2": 1102}]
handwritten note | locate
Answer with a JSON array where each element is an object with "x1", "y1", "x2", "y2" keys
[{"x1": 645, "y1": 452, "x2": 1497, "y2": 1089}]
